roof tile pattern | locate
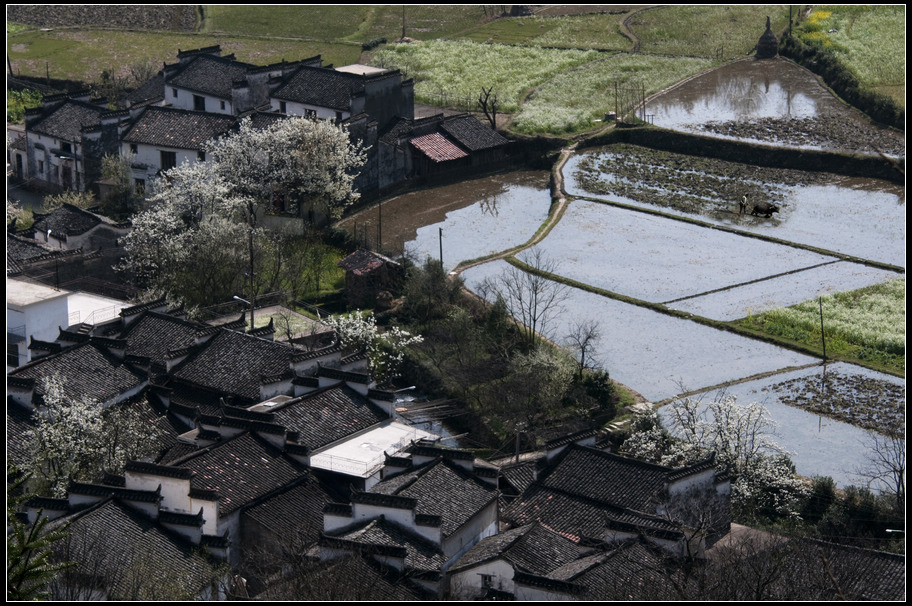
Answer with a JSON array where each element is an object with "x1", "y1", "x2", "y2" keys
[
  {"x1": 271, "y1": 66, "x2": 364, "y2": 110},
  {"x1": 371, "y1": 460, "x2": 497, "y2": 538},
  {"x1": 410, "y1": 133, "x2": 468, "y2": 162},
  {"x1": 325, "y1": 517, "x2": 446, "y2": 573},
  {"x1": 28, "y1": 99, "x2": 106, "y2": 140},
  {"x1": 9, "y1": 342, "x2": 146, "y2": 404},
  {"x1": 119, "y1": 312, "x2": 206, "y2": 366},
  {"x1": 171, "y1": 432, "x2": 305, "y2": 515},
  {"x1": 32, "y1": 204, "x2": 104, "y2": 237},
  {"x1": 440, "y1": 115, "x2": 509, "y2": 151},
  {"x1": 272, "y1": 385, "x2": 388, "y2": 450},
  {"x1": 168, "y1": 55, "x2": 253, "y2": 98},
  {"x1": 48, "y1": 498, "x2": 217, "y2": 600},
  {"x1": 121, "y1": 106, "x2": 237, "y2": 149},
  {"x1": 172, "y1": 329, "x2": 294, "y2": 401}
]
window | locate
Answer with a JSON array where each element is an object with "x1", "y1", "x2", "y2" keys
[
  {"x1": 8, "y1": 343, "x2": 20, "y2": 367},
  {"x1": 60, "y1": 142, "x2": 72, "y2": 154},
  {"x1": 279, "y1": 101, "x2": 287, "y2": 114},
  {"x1": 160, "y1": 150, "x2": 177, "y2": 171},
  {"x1": 479, "y1": 574, "x2": 494, "y2": 589},
  {"x1": 172, "y1": 88, "x2": 178, "y2": 98},
  {"x1": 197, "y1": 150, "x2": 206, "y2": 162},
  {"x1": 220, "y1": 100, "x2": 226, "y2": 110},
  {"x1": 134, "y1": 179, "x2": 145, "y2": 195},
  {"x1": 304, "y1": 108, "x2": 316, "y2": 119},
  {"x1": 129, "y1": 143, "x2": 138, "y2": 154},
  {"x1": 193, "y1": 95, "x2": 206, "y2": 111},
  {"x1": 38, "y1": 160, "x2": 44, "y2": 174}
]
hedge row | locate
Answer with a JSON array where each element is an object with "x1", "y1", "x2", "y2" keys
[{"x1": 779, "y1": 34, "x2": 904, "y2": 130}]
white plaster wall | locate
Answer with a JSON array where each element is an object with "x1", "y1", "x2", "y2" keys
[
  {"x1": 168, "y1": 87, "x2": 233, "y2": 114},
  {"x1": 450, "y1": 559, "x2": 515, "y2": 599}
]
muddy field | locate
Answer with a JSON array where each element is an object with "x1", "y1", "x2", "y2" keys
[
  {"x1": 764, "y1": 367, "x2": 905, "y2": 436},
  {"x1": 572, "y1": 143, "x2": 830, "y2": 219},
  {"x1": 697, "y1": 117, "x2": 905, "y2": 156}
]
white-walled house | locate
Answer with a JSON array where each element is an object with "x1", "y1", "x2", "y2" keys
[
  {"x1": 6, "y1": 278, "x2": 128, "y2": 369},
  {"x1": 119, "y1": 105, "x2": 237, "y2": 184}
]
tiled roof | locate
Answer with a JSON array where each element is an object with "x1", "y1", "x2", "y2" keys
[
  {"x1": 169, "y1": 432, "x2": 306, "y2": 515},
  {"x1": 27, "y1": 99, "x2": 106, "y2": 141},
  {"x1": 168, "y1": 54, "x2": 254, "y2": 98},
  {"x1": 503, "y1": 485, "x2": 615, "y2": 542},
  {"x1": 47, "y1": 498, "x2": 219, "y2": 600},
  {"x1": 322, "y1": 517, "x2": 446, "y2": 573},
  {"x1": 171, "y1": 329, "x2": 295, "y2": 401},
  {"x1": 337, "y1": 248, "x2": 398, "y2": 275},
  {"x1": 7, "y1": 402, "x2": 35, "y2": 469},
  {"x1": 271, "y1": 65, "x2": 365, "y2": 110},
  {"x1": 538, "y1": 445, "x2": 673, "y2": 512},
  {"x1": 6, "y1": 232, "x2": 78, "y2": 271},
  {"x1": 8, "y1": 341, "x2": 146, "y2": 404},
  {"x1": 410, "y1": 133, "x2": 468, "y2": 162},
  {"x1": 121, "y1": 106, "x2": 237, "y2": 149},
  {"x1": 440, "y1": 114, "x2": 509, "y2": 151},
  {"x1": 450, "y1": 522, "x2": 588, "y2": 576},
  {"x1": 547, "y1": 541, "x2": 675, "y2": 600},
  {"x1": 271, "y1": 385, "x2": 388, "y2": 450},
  {"x1": 118, "y1": 311, "x2": 207, "y2": 366},
  {"x1": 242, "y1": 476, "x2": 343, "y2": 546},
  {"x1": 125, "y1": 73, "x2": 165, "y2": 106},
  {"x1": 370, "y1": 459, "x2": 498, "y2": 538},
  {"x1": 32, "y1": 204, "x2": 105, "y2": 237}
]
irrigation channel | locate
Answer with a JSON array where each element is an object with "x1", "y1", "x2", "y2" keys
[{"x1": 344, "y1": 58, "x2": 904, "y2": 488}]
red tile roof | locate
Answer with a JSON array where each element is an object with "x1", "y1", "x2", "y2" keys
[{"x1": 410, "y1": 133, "x2": 468, "y2": 162}]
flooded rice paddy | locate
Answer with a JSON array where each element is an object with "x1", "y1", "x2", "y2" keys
[
  {"x1": 646, "y1": 58, "x2": 904, "y2": 155},
  {"x1": 659, "y1": 363, "x2": 905, "y2": 488},
  {"x1": 565, "y1": 147, "x2": 906, "y2": 268},
  {"x1": 340, "y1": 171, "x2": 551, "y2": 270},
  {"x1": 461, "y1": 260, "x2": 817, "y2": 404}
]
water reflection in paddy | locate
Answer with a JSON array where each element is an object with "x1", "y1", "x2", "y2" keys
[
  {"x1": 564, "y1": 152, "x2": 905, "y2": 268},
  {"x1": 340, "y1": 171, "x2": 551, "y2": 270}
]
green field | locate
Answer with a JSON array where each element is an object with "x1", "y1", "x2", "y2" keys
[
  {"x1": 513, "y1": 53, "x2": 712, "y2": 134},
  {"x1": 795, "y1": 5, "x2": 905, "y2": 108},
  {"x1": 628, "y1": 5, "x2": 791, "y2": 59},
  {"x1": 736, "y1": 278, "x2": 905, "y2": 375},
  {"x1": 457, "y1": 12, "x2": 633, "y2": 51}
]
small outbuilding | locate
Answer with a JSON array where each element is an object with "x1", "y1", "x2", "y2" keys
[{"x1": 337, "y1": 249, "x2": 403, "y2": 308}]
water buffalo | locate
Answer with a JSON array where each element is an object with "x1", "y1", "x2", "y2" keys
[{"x1": 750, "y1": 201, "x2": 780, "y2": 218}]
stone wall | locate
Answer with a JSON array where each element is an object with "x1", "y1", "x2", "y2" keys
[{"x1": 7, "y1": 5, "x2": 199, "y2": 31}]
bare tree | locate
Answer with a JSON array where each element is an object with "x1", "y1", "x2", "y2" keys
[
  {"x1": 479, "y1": 249, "x2": 568, "y2": 350},
  {"x1": 564, "y1": 317, "x2": 602, "y2": 379},
  {"x1": 855, "y1": 430, "x2": 905, "y2": 511},
  {"x1": 477, "y1": 86, "x2": 500, "y2": 130}
]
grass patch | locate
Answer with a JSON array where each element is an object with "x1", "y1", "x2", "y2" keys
[
  {"x1": 7, "y1": 29, "x2": 360, "y2": 83},
  {"x1": 513, "y1": 53, "x2": 713, "y2": 134},
  {"x1": 202, "y1": 5, "x2": 487, "y2": 43},
  {"x1": 796, "y1": 5, "x2": 905, "y2": 108},
  {"x1": 458, "y1": 12, "x2": 634, "y2": 50},
  {"x1": 370, "y1": 40, "x2": 599, "y2": 112},
  {"x1": 628, "y1": 5, "x2": 791, "y2": 59},
  {"x1": 736, "y1": 278, "x2": 905, "y2": 375}
]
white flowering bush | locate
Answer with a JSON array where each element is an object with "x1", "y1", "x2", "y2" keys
[
  {"x1": 23, "y1": 376, "x2": 156, "y2": 497},
  {"x1": 326, "y1": 311, "x2": 423, "y2": 383}
]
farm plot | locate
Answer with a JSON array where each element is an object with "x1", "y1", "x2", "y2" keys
[
  {"x1": 668, "y1": 261, "x2": 901, "y2": 322},
  {"x1": 530, "y1": 201, "x2": 834, "y2": 303},
  {"x1": 661, "y1": 363, "x2": 905, "y2": 487},
  {"x1": 564, "y1": 151, "x2": 906, "y2": 268},
  {"x1": 461, "y1": 260, "x2": 817, "y2": 404}
]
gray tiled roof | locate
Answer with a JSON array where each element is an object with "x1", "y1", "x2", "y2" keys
[
  {"x1": 271, "y1": 66, "x2": 364, "y2": 110},
  {"x1": 547, "y1": 541, "x2": 675, "y2": 600},
  {"x1": 9, "y1": 341, "x2": 146, "y2": 404},
  {"x1": 27, "y1": 99, "x2": 106, "y2": 141},
  {"x1": 118, "y1": 311, "x2": 207, "y2": 367},
  {"x1": 47, "y1": 498, "x2": 218, "y2": 600},
  {"x1": 171, "y1": 329, "x2": 295, "y2": 401},
  {"x1": 242, "y1": 476, "x2": 342, "y2": 546},
  {"x1": 271, "y1": 385, "x2": 388, "y2": 450},
  {"x1": 6, "y1": 232, "x2": 78, "y2": 271},
  {"x1": 169, "y1": 432, "x2": 306, "y2": 515},
  {"x1": 450, "y1": 522, "x2": 589, "y2": 575},
  {"x1": 121, "y1": 106, "x2": 237, "y2": 149},
  {"x1": 322, "y1": 517, "x2": 446, "y2": 573},
  {"x1": 440, "y1": 114, "x2": 509, "y2": 151},
  {"x1": 32, "y1": 204, "x2": 105, "y2": 237},
  {"x1": 370, "y1": 459, "x2": 498, "y2": 538},
  {"x1": 168, "y1": 54, "x2": 254, "y2": 98}
]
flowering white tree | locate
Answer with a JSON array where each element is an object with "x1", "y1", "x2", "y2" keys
[
  {"x1": 205, "y1": 115, "x2": 367, "y2": 221},
  {"x1": 24, "y1": 376, "x2": 157, "y2": 497},
  {"x1": 623, "y1": 395, "x2": 809, "y2": 519},
  {"x1": 325, "y1": 311, "x2": 423, "y2": 383}
]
